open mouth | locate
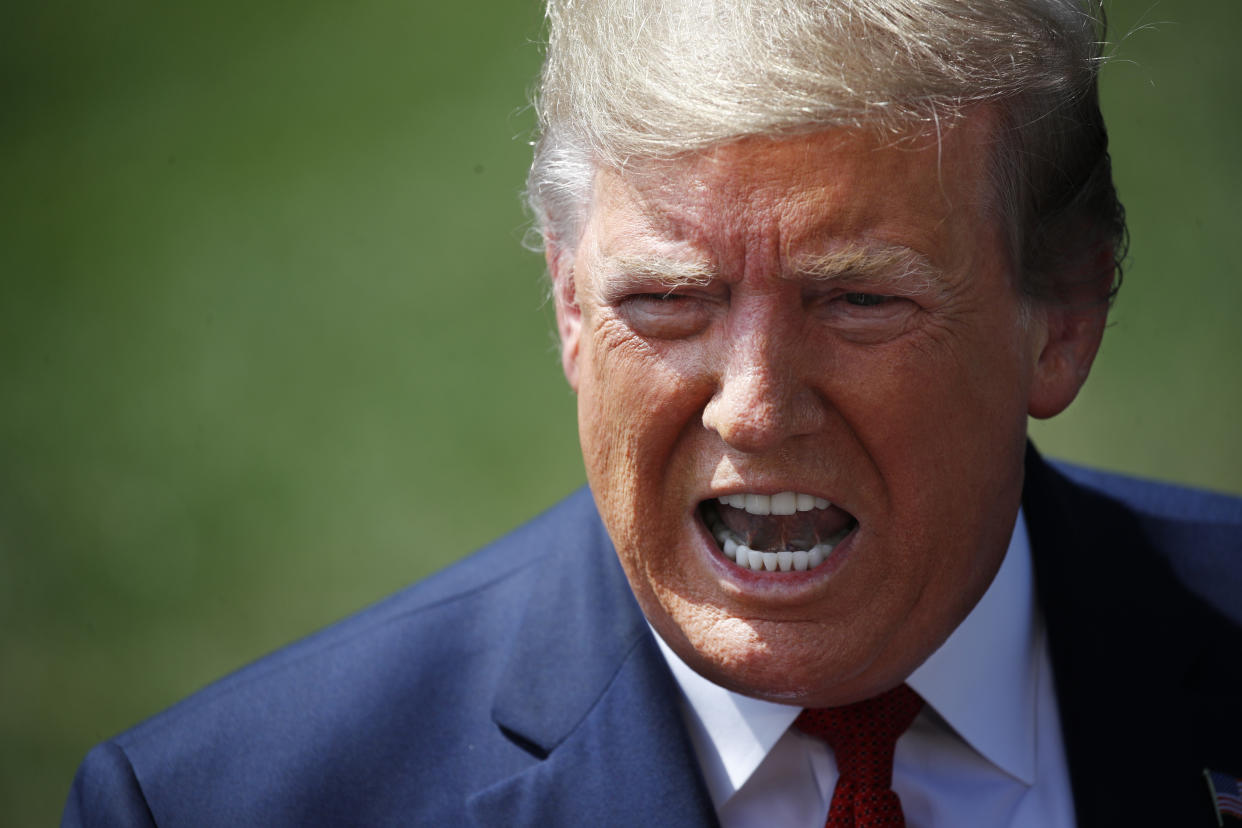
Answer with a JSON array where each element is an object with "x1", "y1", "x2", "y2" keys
[{"x1": 700, "y1": 492, "x2": 857, "y2": 573}]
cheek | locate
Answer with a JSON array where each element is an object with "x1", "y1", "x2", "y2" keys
[
  {"x1": 819, "y1": 313, "x2": 1032, "y2": 531},
  {"x1": 850, "y1": 310, "x2": 1030, "y2": 432},
  {"x1": 580, "y1": 316, "x2": 712, "y2": 437},
  {"x1": 575, "y1": 319, "x2": 709, "y2": 509}
]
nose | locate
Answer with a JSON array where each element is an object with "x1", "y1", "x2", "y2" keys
[{"x1": 701, "y1": 324, "x2": 827, "y2": 454}]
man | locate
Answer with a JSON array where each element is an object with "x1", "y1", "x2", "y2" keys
[{"x1": 65, "y1": 1, "x2": 1241, "y2": 826}]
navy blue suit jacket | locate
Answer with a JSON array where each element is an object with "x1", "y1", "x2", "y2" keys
[{"x1": 64, "y1": 448, "x2": 1242, "y2": 826}]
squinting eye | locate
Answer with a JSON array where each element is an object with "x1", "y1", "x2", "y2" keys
[
  {"x1": 616, "y1": 292, "x2": 711, "y2": 339},
  {"x1": 625, "y1": 293, "x2": 690, "y2": 310},
  {"x1": 813, "y1": 289, "x2": 917, "y2": 345},
  {"x1": 843, "y1": 292, "x2": 891, "y2": 307}
]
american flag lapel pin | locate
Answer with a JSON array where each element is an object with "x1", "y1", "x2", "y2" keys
[{"x1": 1205, "y1": 768, "x2": 1242, "y2": 825}]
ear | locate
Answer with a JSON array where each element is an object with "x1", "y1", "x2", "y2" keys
[
  {"x1": 547, "y1": 242, "x2": 582, "y2": 391},
  {"x1": 1026, "y1": 294, "x2": 1109, "y2": 420}
]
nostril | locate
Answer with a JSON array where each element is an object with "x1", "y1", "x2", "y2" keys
[
  {"x1": 702, "y1": 376, "x2": 825, "y2": 452},
  {"x1": 702, "y1": 395, "x2": 777, "y2": 452}
]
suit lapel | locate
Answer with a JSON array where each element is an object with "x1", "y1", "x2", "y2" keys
[
  {"x1": 1023, "y1": 447, "x2": 1224, "y2": 826},
  {"x1": 467, "y1": 492, "x2": 717, "y2": 827}
]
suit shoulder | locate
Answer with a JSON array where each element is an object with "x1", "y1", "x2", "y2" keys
[
  {"x1": 68, "y1": 488, "x2": 602, "y2": 826},
  {"x1": 213, "y1": 490, "x2": 593, "y2": 676},
  {"x1": 1043, "y1": 457, "x2": 1241, "y2": 623},
  {"x1": 1051, "y1": 460, "x2": 1242, "y2": 526},
  {"x1": 129, "y1": 487, "x2": 599, "y2": 728}
]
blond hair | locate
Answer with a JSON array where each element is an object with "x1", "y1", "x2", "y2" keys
[{"x1": 527, "y1": 0, "x2": 1124, "y2": 303}]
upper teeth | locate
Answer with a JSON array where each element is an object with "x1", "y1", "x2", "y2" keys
[{"x1": 719, "y1": 492, "x2": 830, "y2": 516}]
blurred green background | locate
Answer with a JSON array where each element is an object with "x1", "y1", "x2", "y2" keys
[{"x1": 2, "y1": 1, "x2": 1239, "y2": 824}]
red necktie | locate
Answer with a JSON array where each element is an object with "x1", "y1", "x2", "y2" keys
[{"x1": 794, "y1": 684, "x2": 924, "y2": 828}]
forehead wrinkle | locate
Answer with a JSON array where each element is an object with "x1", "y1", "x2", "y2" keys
[
  {"x1": 579, "y1": 176, "x2": 710, "y2": 303},
  {"x1": 615, "y1": 161, "x2": 757, "y2": 256},
  {"x1": 788, "y1": 243, "x2": 946, "y2": 298}
]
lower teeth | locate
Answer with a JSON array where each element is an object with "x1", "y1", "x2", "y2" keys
[{"x1": 709, "y1": 516, "x2": 848, "y2": 572}]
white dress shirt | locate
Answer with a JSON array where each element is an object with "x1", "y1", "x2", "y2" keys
[{"x1": 652, "y1": 509, "x2": 1077, "y2": 827}]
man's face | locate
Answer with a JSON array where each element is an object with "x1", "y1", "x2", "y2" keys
[{"x1": 551, "y1": 115, "x2": 1095, "y2": 706}]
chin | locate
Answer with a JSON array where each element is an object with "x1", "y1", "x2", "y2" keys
[{"x1": 649, "y1": 601, "x2": 861, "y2": 702}]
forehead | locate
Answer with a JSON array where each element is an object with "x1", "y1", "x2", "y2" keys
[{"x1": 583, "y1": 112, "x2": 1004, "y2": 276}]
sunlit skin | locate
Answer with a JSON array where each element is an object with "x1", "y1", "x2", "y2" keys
[{"x1": 549, "y1": 111, "x2": 1106, "y2": 707}]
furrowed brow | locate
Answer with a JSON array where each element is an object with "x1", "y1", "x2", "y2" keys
[
  {"x1": 590, "y1": 253, "x2": 717, "y2": 302},
  {"x1": 790, "y1": 245, "x2": 943, "y2": 297}
]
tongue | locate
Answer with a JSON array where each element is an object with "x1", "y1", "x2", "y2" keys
[{"x1": 716, "y1": 503, "x2": 854, "y2": 551}]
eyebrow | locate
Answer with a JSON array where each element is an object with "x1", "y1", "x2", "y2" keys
[
  {"x1": 789, "y1": 244, "x2": 943, "y2": 297},
  {"x1": 589, "y1": 242, "x2": 944, "y2": 301},
  {"x1": 589, "y1": 253, "x2": 718, "y2": 301}
]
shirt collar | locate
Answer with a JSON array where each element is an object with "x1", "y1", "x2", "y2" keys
[
  {"x1": 907, "y1": 507, "x2": 1039, "y2": 786},
  {"x1": 652, "y1": 508, "x2": 1040, "y2": 804},
  {"x1": 652, "y1": 628, "x2": 802, "y2": 805}
]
